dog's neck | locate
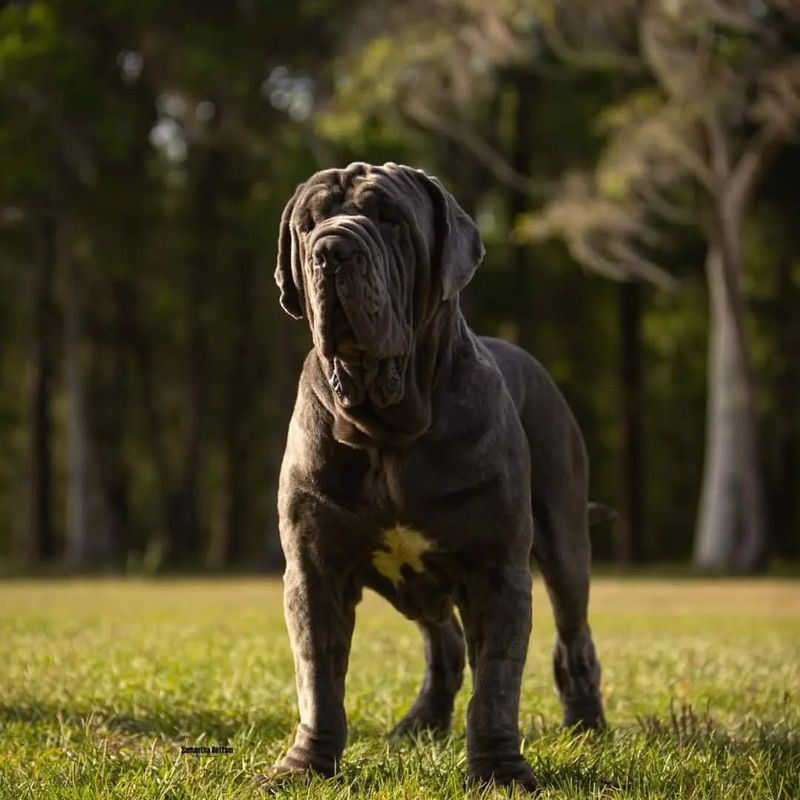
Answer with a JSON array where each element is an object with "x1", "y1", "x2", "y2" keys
[{"x1": 315, "y1": 300, "x2": 470, "y2": 449}]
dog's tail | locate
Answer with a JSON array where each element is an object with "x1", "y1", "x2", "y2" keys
[{"x1": 588, "y1": 502, "x2": 616, "y2": 526}]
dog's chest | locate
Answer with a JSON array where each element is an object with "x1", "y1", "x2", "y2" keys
[
  {"x1": 357, "y1": 448, "x2": 471, "y2": 610},
  {"x1": 324, "y1": 436, "x2": 518, "y2": 617},
  {"x1": 368, "y1": 520, "x2": 452, "y2": 622},
  {"x1": 371, "y1": 523, "x2": 431, "y2": 582},
  {"x1": 361, "y1": 446, "x2": 422, "y2": 519}
]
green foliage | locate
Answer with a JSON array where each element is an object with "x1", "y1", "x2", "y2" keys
[{"x1": 0, "y1": 0, "x2": 797, "y2": 567}]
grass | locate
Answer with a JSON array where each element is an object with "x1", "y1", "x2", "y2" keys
[{"x1": 0, "y1": 577, "x2": 798, "y2": 799}]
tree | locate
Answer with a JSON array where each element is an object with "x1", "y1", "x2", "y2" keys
[
  {"x1": 524, "y1": 0, "x2": 800, "y2": 571},
  {"x1": 26, "y1": 206, "x2": 57, "y2": 564},
  {"x1": 318, "y1": 0, "x2": 656, "y2": 561},
  {"x1": 0, "y1": 0, "x2": 113, "y2": 566},
  {"x1": 0, "y1": 0, "x2": 354, "y2": 569}
]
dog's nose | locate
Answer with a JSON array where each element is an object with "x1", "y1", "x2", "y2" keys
[{"x1": 312, "y1": 236, "x2": 356, "y2": 276}]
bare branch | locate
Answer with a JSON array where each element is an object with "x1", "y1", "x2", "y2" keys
[
  {"x1": 702, "y1": 0, "x2": 761, "y2": 32},
  {"x1": 538, "y1": 19, "x2": 643, "y2": 74},
  {"x1": 727, "y1": 58, "x2": 800, "y2": 215},
  {"x1": 402, "y1": 98, "x2": 552, "y2": 201},
  {"x1": 572, "y1": 236, "x2": 679, "y2": 290},
  {"x1": 537, "y1": 0, "x2": 644, "y2": 74},
  {"x1": 728, "y1": 125, "x2": 791, "y2": 220},
  {"x1": 703, "y1": 110, "x2": 732, "y2": 181},
  {"x1": 607, "y1": 239, "x2": 681, "y2": 290},
  {"x1": 751, "y1": 58, "x2": 800, "y2": 133},
  {"x1": 770, "y1": 0, "x2": 800, "y2": 21},
  {"x1": 523, "y1": 171, "x2": 679, "y2": 290},
  {"x1": 634, "y1": 181, "x2": 697, "y2": 226}
]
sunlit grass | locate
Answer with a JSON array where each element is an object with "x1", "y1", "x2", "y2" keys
[{"x1": 1, "y1": 578, "x2": 798, "y2": 798}]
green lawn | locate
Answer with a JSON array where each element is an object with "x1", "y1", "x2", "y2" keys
[{"x1": 0, "y1": 577, "x2": 798, "y2": 799}]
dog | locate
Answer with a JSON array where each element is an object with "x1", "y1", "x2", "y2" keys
[{"x1": 268, "y1": 162, "x2": 605, "y2": 791}]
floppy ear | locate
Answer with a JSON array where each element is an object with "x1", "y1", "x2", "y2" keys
[
  {"x1": 275, "y1": 185, "x2": 304, "y2": 319},
  {"x1": 420, "y1": 172, "x2": 485, "y2": 301}
]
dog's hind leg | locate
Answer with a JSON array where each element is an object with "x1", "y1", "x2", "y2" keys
[
  {"x1": 531, "y1": 494, "x2": 605, "y2": 730},
  {"x1": 391, "y1": 614, "x2": 466, "y2": 737}
]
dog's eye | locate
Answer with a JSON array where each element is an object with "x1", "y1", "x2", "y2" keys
[
  {"x1": 296, "y1": 212, "x2": 315, "y2": 235},
  {"x1": 358, "y1": 192, "x2": 398, "y2": 226},
  {"x1": 372, "y1": 205, "x2": 401, "y2": 227},
  {"x1": 377, "y1": 211, "x2": 400, "y2": 226}
]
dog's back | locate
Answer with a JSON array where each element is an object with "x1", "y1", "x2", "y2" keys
[
  {"x1": 480, "y1": 336, "x2": 588, "y2": 491},
  {"x1": 480, "y1": 334, "x2": 595, "y2": 563}
]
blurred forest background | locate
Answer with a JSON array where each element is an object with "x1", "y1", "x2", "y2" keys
[{"x1": 0, "y1": 0, "x2": 798, "y2": 575}]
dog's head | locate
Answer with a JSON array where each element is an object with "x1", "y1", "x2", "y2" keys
[{"x1": 275, "y1": 162, "x2": 484, "y2": 412}]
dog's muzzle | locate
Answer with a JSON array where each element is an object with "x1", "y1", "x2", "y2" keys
[{"x1": 307, "y1": 216, "x2": 408, "y2": 409}]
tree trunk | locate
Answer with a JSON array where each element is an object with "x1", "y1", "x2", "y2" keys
[
  {"x1": 694, "y1": 226, "x2": 767, "y2": 571},
  {"x1": 166, "y1": 144, "x2": 225, "y2": 566},
  {"x1": 62, "y1": 229, "x2": 120, "y2": 568},
  {"x1": 508, "y1": 70, "x2": 536, "y2": 352},
  {"x1": 25, "y1": 208, "x2": 57, "y2": 564},
  {"x1": 217, "y1": 248, "x2": 255, "y2": 567},
  {"x1": 79, "y1": 277, "x2": 134, "y2": 566},
  {"x1": 63, "y1": 244, "x2": 114, "y2": 566},
  {"x1": 262, "y1": 310, "x2": 296, "y2": 571},
  {"x1": 694, "y1": 116, "x2": 786, "y2": 571},
  {"x1": 774, "y1": 418, "x2": 798, "y2": 558},
  {"x1": 616, "y1": 280, "x2": 645, "y2": 563},
  {"x1": 770, "y1": 207, "x2": 800, "y2": 558},
  {"x1": 63, "y1": 238, "x2": 91, "y2": 565},
  {"x1": 100, "y1": 279, "x2": 133, "y2": 563},
  {"x1": 124, "y1": 284, "x2": 174, "y2": 563}
]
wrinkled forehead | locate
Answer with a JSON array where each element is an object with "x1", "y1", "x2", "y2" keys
[{"x1": 292, "y1": 165, "x2": 434, "y2": 239}]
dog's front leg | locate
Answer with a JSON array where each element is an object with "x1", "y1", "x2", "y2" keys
[
  {"x1": 275, "y1": 554, "x2": 357, "y2": 778},
  {"x1": 459, "y1": 564, "x2": 537, "y2": 792}
]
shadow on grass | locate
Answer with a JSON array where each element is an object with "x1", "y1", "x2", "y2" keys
[
  {"x1": 4, "y1": 701, "x2": 798, "y2": 797},
  {"x1": 0, "y1": 701, "x2": 286, "y2": 743}
]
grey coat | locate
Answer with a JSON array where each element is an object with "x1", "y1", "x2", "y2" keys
[{"x1": 267, "y1": 162, "x2": 604, "y2": 792}]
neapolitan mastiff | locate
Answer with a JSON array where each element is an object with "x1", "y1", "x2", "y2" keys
[{"x1": 268, "y1": 162, "x2": 605, "y2": 791}]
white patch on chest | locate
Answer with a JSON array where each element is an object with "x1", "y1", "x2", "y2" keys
[{"x1": 372, "y1": 525, "x2": 433, "y2": 587}]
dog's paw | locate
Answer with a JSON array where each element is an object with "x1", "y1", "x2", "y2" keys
[
  {"x1": 390, "y1": 702, "x2": 452, "y2": 739},
  {"x1": 253, "y1": 765, "x2": 309, "y2": 791},
  {"x1": 562, "y1": 697, "x2": 607, "y2": 732},
  {"x1": 254, "y1": 753, "x2": 336, "y2": 789},
  {"x1": 466, "y1": 756, "x2": 538, "y2": 794}
]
